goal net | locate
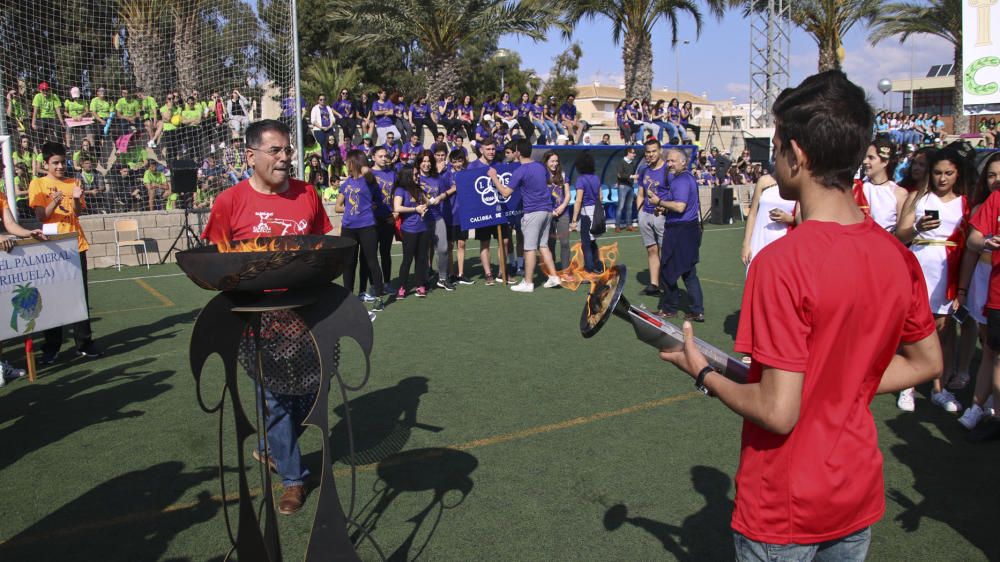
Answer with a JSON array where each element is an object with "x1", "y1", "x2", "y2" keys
[{"x1": 0, "y1": 0, "x2": 300, "y2": 217}]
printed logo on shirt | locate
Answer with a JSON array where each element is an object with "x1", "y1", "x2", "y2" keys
[{"x1": 253, "y1": 211, "x2": 309, "y2": 235}]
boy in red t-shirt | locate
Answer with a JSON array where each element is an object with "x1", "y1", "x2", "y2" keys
[{"x1": 660, "y1": 71, "x2": 941, "y2": 559}]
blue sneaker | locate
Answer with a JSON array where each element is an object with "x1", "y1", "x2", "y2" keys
[{"x1": 359, "y1": 292, "x2": 377, "y2": 303}]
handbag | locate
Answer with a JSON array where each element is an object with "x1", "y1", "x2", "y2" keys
[
  {"x1": 590, "y1": 201, "x2": 607, "y2": 236},
  {"x1": 393, "y1": 215, "x2": 403, "y2": 242}
]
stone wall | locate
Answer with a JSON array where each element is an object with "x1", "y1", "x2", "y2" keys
[{"x1": 72, "y1": 204, "x2": 344, "y2": 270}]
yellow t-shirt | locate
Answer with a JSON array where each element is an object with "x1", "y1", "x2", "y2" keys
[{"x1": 28, "y1": 176, "x2": 89, "y2": 252}]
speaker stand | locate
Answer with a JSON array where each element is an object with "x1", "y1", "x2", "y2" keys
[{"x1": 161, "y1": 207, "x2": 204, "y2": 264}]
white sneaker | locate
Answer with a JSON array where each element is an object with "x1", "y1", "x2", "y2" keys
[
  {"x1": 0, "y1": 360, "x2": 24, "y2": 384},
  {"x1": 543, "y1": 276, "x2": 561, "y2": 288},
  {"x1": 368, "y1": 311, "x2": 377, "y2": 323},
  {"x1": 985, "y1": 396, "x2": 995, "y2": 417},
  {"x1": 146, "y1": 140, "x2": 156, "y2": 148},
  {"x1": 959, "y1": 404, "x2": 985, "y2": 430},
  {"x1": 897, "y1": 388, "x2": 915, "y2": 412},
  {"x1": 510, "y1": 280, "x2": 534, "y2": 293},
  {"x1": 931, "y1": 389, "x2": 962, "y2": 413}
]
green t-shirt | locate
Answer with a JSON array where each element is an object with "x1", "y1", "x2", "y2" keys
[
  {"x1": 64, "y1": 98, "x2": 87, "y2": 118},
  {"x1": 122, "y1": 146, "x2": 148, "y2": 169},
  {"x1": 304, "y1": 143, "x2": 321, "y2": 158},
  {"x1": 143, "y1": 169, "x2": 167, "y2": 186},
  {"x1": 115, "y1": 97, "x2": 140, "y2": 118},
  {"x1": 32, "y1": 93, "x2": 61, "y2": 119},
  {"x1": 180, "y1": 107, "x2": 201, "y2": 124},
  {"x1": 8, "y1": 98, "x2": 27, "y2": 122},
  {"x1": 90, "y1": 97, "x2": 112, "y2": 118},
  {"x1": 140, "y1": 96, "x2": 158, "y2": 119}
]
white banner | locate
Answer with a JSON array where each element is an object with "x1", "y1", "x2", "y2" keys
[
  {"x1": 0, "y1": 234, "x2": 87, "y2": 342},
  {"x1": 963, "y1": 0, "x2": 1000, "y2": 115}
]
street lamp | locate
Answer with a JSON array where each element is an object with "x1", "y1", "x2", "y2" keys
[
  {"x1": 675, "y1": 40, "x2": 690, "y2": 99},
  {"x1": 877, "y1": 78, "x2": 892, "y2": 110},
  {"x1": 494, "y1": 48, "x2": 512, "y2": 92}
]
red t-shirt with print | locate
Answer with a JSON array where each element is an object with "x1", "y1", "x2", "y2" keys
[
  {"x1": 969, "y1": 190, "x2": 1000, "y2": 311},
  {"x1": 733, "y1": 216, "x2": 935, "y2": 544},
  {"x1": 202, "y1": 178, "x2": 332, "y2": 243}
]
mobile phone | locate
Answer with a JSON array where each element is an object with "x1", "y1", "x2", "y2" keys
[
  {"x1": 952, "y1": 304, "x2": 970, "y2": 324},
  {"x1": 925, "y1": 209, "x2": 939, "y2": 221}
]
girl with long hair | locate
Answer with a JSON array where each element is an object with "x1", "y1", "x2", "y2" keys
[
  {"x1": 393, "y1": 165, "x2": 430, "y2": 297},
  {"x1": 650, "y1": 100, "x2": 668, "y2": 144},
  {"x1": 530, "y1": 95, "x2": 552, "y2": 144},
  {"x1": 615, "y1": 100, "x2": 633, "y2": 144},
  {"x1": 740, "y1": 165, "x2": 794, "y2": 269},
  {"x1": 898, "y1": 146, "x2": 936, "y2": 193},
  {"x1": 544, "y1": 150, "x2": 572, "y2": 268},
  {"x1": 334, "y1": 150, "x2": 385, "y2": 310},
  {"x1": 680, "y1": 101, "x2": 698, "y2": 140},
  {"x1": 956, "y1": 152, "x2": 1000, "y2": 429},
  {"x1": 896, "y1": 148, "x2": 973, "y2": 412},
  {"x1": 855, "y1": 139, "x2": 907, "y2": 231},
  {"x1": 416, "y1": 150, "x2": 454, "y2": 290},
  {"x1": 516, "y1": 92, "x2": 536, "y2": 142},
  {"x1": 305, "y1": 154, "x2": 329, "y2": 189},
  {"x1": 457, "y1": 95, "x2": 476, "y2": 141},
  {"x1": 667, "y1": 98, "x2": 686, "y2": 143}
]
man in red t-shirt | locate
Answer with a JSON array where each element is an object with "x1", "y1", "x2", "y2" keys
[
  {"x1": 203, "y1": 119, "x2": 331, "y2": 516},
  {"x1": 660, "y1": 71, "x2": 941, "y2": 559}
]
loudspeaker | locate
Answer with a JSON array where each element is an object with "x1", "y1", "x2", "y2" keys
[
  {"x1": 745, "y1": 137, "x2": 771, "y2": 163},
  {"x1": 169, "y1": 159, "x2": 198, "y2": 194},
  {"x1": 710, "y1": 186, "x2": 734, "y2": 225}
]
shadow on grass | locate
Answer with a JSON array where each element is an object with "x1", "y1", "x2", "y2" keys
[
  {"x1": 94, "y1": 309, "x2": 200, "y2": 358},
  {"x1": 885, "y1": 414, "x2": 1000, "y2": 559},
  {"x1": 0, "y1": 461, "x2": 219, "y2": 562},
  {"x1": 723, "y1": 309, "x2": 740, "y2": 342},
  {"x1": 351, "y1": 448, "x2": 478, "y2": 561},
  {"x1": 0, "y1": 357, "x2": 173, "y2": 472},
  {"x1": 603, "y1": 465, "x2": 734, "y2": 561},
  {"x1": 309, "y1": 376, "x2": 440, "y2": 468}
]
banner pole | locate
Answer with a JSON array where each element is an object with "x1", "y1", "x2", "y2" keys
[{"x1": 497, "y1": 225, "x2": 507, "y2": 284}]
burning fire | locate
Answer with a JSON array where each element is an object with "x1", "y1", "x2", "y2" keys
[
  {"x1": 558, "y1": 242, "x2": 619, "y2": 292},
  {"x1": 215, "y1": 236, "x2": 325, "y2": 253}
]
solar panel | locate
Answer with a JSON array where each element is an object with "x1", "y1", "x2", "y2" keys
[
  {"x1": 927, "y1": 65, "x2": 941, "y2": 78},
  {"x1": 939, "y1": 64, "x2": 953, "y2": 76}
]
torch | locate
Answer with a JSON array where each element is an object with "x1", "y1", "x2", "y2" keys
[{"x1": 580, "y1": 265, "x2": 748, "y2": 383}]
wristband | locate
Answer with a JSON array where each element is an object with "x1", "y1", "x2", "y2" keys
[{"x1": 695, "y1": 366, "x2": 714, "y2": 395}]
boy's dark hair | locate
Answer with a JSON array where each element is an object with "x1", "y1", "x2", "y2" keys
[
  {"x1": 644, "y1": 138, "x2": 661, "y2": 150},
  {"x1": 516, "y1": 139, "x2": 532, "y2": 158},
  {"x1": 576, "y1": 151, "x2": 596, "y2": 175},
  {"x1": 245, "y1": 119, "x2": 291, "y2": 149},
  {"x1": 448, "y1": 149, "x2": 466, "y2": 162},
  {"x1": 479, "y1": 138, "x2": 495, "y2": 148},
  {"x1": 772, "y1": 70, "x2": 873, "y2": 190},
  {"x1": 432, "y1": 142, "x2": 449, "y2": 155},
  {"x1": 41, "y1": 141, "x2": 66, "y2": 162},
  {"x1": 928, "y1": 147, "x2": 972, "y2": 197}
]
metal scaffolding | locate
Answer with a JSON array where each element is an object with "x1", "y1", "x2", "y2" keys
[{"x1": 748, "y1": 0, "x2": 791, "y2": 128}]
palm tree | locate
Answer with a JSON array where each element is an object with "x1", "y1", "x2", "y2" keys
[
  {"x1": 745, "y1": 0, "x2": 878, "y2": 72},
  {"x1": 167, "y1": 0, "x2": 205, "y2": 96},
  {"x1": 301, "y1": 59, "x2": 363, "y2": 103},
  {"x1": 869, "y1": 0, "x2": 967, "y2": 133},
  {"x1": 559, "y1": 0, "x2": 733, "y2": 102},
  {"x1": 118, "y1": 0, "x2": 168, "y2": 95},
  {"x1": 328, "y1": 0, "x2": 558, "y2": 102}
]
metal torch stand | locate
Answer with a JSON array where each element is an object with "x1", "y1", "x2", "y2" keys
[{"x1": 189, "y1": 284, "x2": 379, "y2": 562}]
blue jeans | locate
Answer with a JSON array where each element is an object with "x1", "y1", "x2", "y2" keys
[
  {"x1": 616, "y1": 184, "x2": 635, "y2": 227},
  {"x1": 580, "y1": 213, "x2": 600, "y2": 272},
  {"x1": 256, "y1": 384, "x2": 314, "y2": 487},
  {"x1": 734, "y1": 527, "x2": 871, "y2": 562}
]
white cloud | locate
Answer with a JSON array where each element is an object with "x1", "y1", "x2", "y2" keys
[
  {"x1": 725, "y1": 82, "x2": 750, "y2": 95},
  {"x1": 839, "y1": 34, "x2": 953, "y2": 110}
]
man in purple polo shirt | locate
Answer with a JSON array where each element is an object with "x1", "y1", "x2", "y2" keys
[
  {"x1": 489, "y1": 138, "x2": 561, "y2": 292},
  {"x1": 372, "y1": 88, "x2": 400, "y2": 145},
  {"x1": 647, "y1": 148, "x2": 704, "y2": 321}
]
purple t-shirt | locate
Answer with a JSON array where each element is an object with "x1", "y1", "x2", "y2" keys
[
  {"x1": 559, "y1": 102, "x2": 576, "y2": 120},
  {"x1": 529, "y1": 103, "x2": 544, "y2": 120},
  {"x1": 668, "y1": 105, "x2": 682, "y2": 124},
  {"x1": 446, "y1": 165, "x2": 463, "y2": 224},
  {"x1": 511, "y1": 161, "x2": 552, "y2": 214},
  {"x1": 340, "y1": 177, "x2": 377, "y2": 228},
  {"x1": 475, "y1": 125, "x2": 491, "y2": 140},
  {"x1": 496, "y1": 101, "x2": 515, "y2": 118},
  {"x1": 481, "y1": 101, "x2": 496, "y2": 115},
  {"x1": 394, "y1": 187, "x2": 427, "y2": 233},
  {"x1": 410, "y1": 103, "x2": 429, "y2": 120},
  {"x1": 395, "y1": 102, "x2": 408, "y2": 118},
  {"x1": 467, "y1": 159, "x2": 490, "y2": 170},
  {"x1": 333, "y1": 99, "x2": 353, "y2": 118},
  {"x1": 371, "y1": 168, "x2": 396, "y2": 218},
  {"x1": 419, "y1": 174, "x2": 445, "y2": 221},
  {"x1": 664, "y1": 171, "x2": 699, "y2": 223},
  {"x1": 637, "y1": 163, "x2": 669, "y2": 214},
  {"x1": 457, "y1": 104, "x2": 474, "y2": 120},
  {"x1": 436, "y1": 101, "x2": 453, "y2": 118},
  {"x1": 576, "y1": 174, "x2": 600, "y2": 207},
  {"x1": 517, "y1": 101, "x2": 532, "y2": 117},
  {"x1": 372, "y1": 100, "x2": 394, "y2": 127}
]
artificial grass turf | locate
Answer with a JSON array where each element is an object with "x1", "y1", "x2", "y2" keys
[{"x1": 0, "y1": 224, "x2": 997, "y2": 561}]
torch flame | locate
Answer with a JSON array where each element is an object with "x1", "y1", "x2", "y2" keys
[
  {"x1": 558, "y1": 242, "x2": 619, "y2": 292},
  {"x1": 215, "y1": 236, "x2": 325, "y2": 253}
]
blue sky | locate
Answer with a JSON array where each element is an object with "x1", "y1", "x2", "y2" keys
[{"x1": 499, "y1": 9, "x2": 954, "y2": 111}]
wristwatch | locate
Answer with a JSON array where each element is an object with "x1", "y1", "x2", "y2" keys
[{"x1": 695, "y1": 366, "x2": 713, "y2": 395}]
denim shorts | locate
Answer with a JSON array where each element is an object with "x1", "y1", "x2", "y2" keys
[{"x1": 733, "y1": 527, "x2": 871, "y2": 562}]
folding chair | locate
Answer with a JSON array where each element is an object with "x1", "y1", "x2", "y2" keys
[{"x1": 114, "y1": 219, "x2": 151, "y2": 271}]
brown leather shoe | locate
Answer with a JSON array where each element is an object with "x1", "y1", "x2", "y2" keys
[
  {"x1": 252, "y1": 448, "x2": 277, "y2": 473},
  {"x1": 684, "y1": 312, "x2": 705, "y2": 323},
  {"x1": 626, "y1": 226, "x2": 637, "y2": 232},
  {"x1": 278, "y1": 484, "x2": 306, "y2": 515}
]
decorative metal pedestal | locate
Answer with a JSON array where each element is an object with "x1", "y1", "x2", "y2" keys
[{"x1": 189, "y1": 284, "x2": 376, "y2": 561}]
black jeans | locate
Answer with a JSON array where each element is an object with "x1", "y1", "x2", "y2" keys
[
  {"x1": 413, "y1": 117, "x2": 438, "y2": 144},
  {"x1": 43, "y1": 250, "x2": 94, "y2": 355},
  {"x1": 341, "y1": 226, "x2": 384, "y2": 296},
  {"x1": 360, "y1": 219, "x2": 395, "y2": 294},
  {"x1": 337, "y1": 117, "x2": 358, "y2": 144},
  {"x1": 398, "y1": 230, "x2": 430, "y2": 289}
]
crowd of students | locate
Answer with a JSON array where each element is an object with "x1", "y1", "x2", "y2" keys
[{"x1": 739, "y1": 128, "x2": 1000, "y2": 438}]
